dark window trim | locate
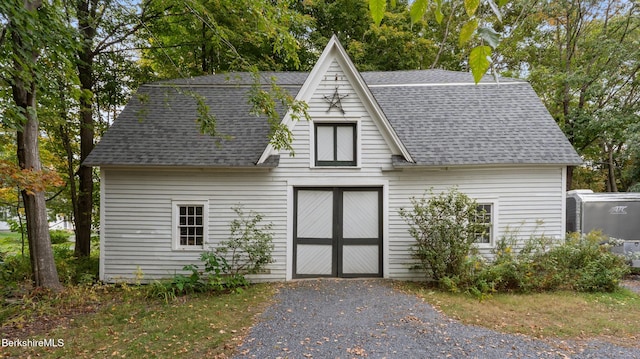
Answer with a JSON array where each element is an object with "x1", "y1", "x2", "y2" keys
[{"x1": 314, "y1": 123, "x2": 357, "y2": 167}]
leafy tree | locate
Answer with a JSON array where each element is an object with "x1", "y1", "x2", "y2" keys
[
  {"x1": 69, "y1": 0, "x2": 158, "y2": 257},
  {"x1": 300, "y1": 0, "x2": 468, "y2": 71},
  {"x1": 498, "y1": 0, "x2": 640, "y2": 191},
  {"x1": 368, "y1": 0, "x2": 511, "y2": 81},
  {"x1": 139, "y1": 0, "x2": 313, "y2": 77},
  {"x1": 0, "y1": 0, "x2": 73, "y2": 290}
]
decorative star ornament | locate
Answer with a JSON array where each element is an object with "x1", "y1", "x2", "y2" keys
[{"x1": 323, "y1": 87, "x2": 348, "y2": 114}]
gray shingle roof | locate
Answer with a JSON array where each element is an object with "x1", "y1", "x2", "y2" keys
[
  {"x1": 370, "y1": 82, "x2": 582, "y2": 166},
  {"x1": 85, "y1": 70, "x2": 582, "y2": 168},
  {"x1": 84, "y1": 83, "x2": 299, "y2": 167}
]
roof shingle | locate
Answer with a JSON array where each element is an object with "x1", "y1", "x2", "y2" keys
[{"x1": 84, "y1": 70, "x2": 581, "y2": 167}]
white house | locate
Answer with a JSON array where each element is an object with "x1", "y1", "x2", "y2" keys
[{"x1": 85, "y1": 36, "x2": 582, "y2": 282}]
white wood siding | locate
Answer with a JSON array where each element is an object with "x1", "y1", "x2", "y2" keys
[
  {"x1": 101, "y1": 169, "x2": 287, "y2": 282},
  {"x1": 387, "y1": 167, "x2": 565, "y2": 280}
]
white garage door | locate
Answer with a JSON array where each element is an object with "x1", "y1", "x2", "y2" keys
[{"x1": 293, "y1": 187, "x2": 382, "y2": 278}]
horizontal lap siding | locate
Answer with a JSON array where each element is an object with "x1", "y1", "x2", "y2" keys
[
  {"x1": 102, "y1": 170, "x2": 287, "y2": 282},
  {"x1": 387, "y1": 167, "x2": 564, "y2": 280}
]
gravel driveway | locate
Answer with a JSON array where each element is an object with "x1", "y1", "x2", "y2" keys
[{"x1": 234, "y1": 279, "x2": 639, "y2": 359}]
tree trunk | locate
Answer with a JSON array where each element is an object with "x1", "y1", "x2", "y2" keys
[
  {"x1": 74, "y1": 0, "x2": 96, "y2": 258},
  {"x1": 606, "y1": 144, "x2": 618, "y2": 192},
  {"x1": 566, "y1": 166, "x2": 574, "y2": 191},
  {"x1": 12, "y1": 57, "x2": 62, "y2": 291}
]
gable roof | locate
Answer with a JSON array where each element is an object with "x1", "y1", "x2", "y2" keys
[{"x1": 85, "y1": 42, "x2": 581, "y2": 168}]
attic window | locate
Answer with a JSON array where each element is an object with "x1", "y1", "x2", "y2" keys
[{"x1": 315, "y1": 123, "x2": 356, "y2": 166}]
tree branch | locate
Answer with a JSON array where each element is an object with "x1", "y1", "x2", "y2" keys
[
  {"x1": 0, "y1": 25, "x2": 6, "y2": 48},
  {"x1": 92, "y1": 5, "x2": 161, "y2": 55}
]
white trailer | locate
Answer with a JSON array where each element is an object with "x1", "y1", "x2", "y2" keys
[{"x1": 567, "y1": 190, "x2": 640, "y2": 267}]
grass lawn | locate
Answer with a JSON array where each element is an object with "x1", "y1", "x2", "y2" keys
[
  {"x1": 2, "y1": 280, "x2": 639, "y2": 358},
  {"x1": 0, "y1": 283, "x2": 276, "y2": 358},
  {"x1": 399, "y1": 282, "x2": 640, "y2": 346},
  {"x1": 0, "y1": 231, "x2": 24, "y2": 256}
]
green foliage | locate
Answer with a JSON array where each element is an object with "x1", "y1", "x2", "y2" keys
[
  {"x1": 52, "y1": 244, "x2": 99, "y2": 285},
  {"x1": 409, "y1": 0, "x2": 428, "y2": 24},
  {"x1": 141, "y1": 0, "x2": 311, "y2": 77},
  {"x1": 147, "y1": 207, "x2": 273, "y2": 302},
  {"x1": 49, "y1": 229, "x2": 71, "y2": 244},
  {"x1": 6, "y1": 218, "x2": 25, "y2": 235},
  {"x1": 370, "y1": 0, "x2": 387, "y2": 25},
  {"x1": 0, "y1": 242, "x2": 99, "y2": 293},
  {"x1": 464, "y1": 0, "x2": 480, "y2": 17},
  {"x1": 469, "y1": 45, "x2": 492, "y2": 83},
  {"x1": 497, "y1": 0, "x2": 640, "y2": 191},
  {"x1": 0, "y1": 253, "x2": 31, "y2": 295},
  {"x1": 459, "y1": 18, "x2": 478, "y2": 46},
  {"x1": 147, "y1": 251, "x2": 249, "y2": 302},
  {"x1": 400, "y1": 187, "x2": 485, "y2": 283},
  {"x1": 368, "y1": 0, "x2": 511, "y2": 81},
  {"x1": 248, "y1": 73, "x2": 310, "y2": 154},
  {"x1": 448, "y1": 231, "x2": 630, "y2": 298},
  {"x1": 215, "y1": 205, "x2": 275, "y2": 276}
]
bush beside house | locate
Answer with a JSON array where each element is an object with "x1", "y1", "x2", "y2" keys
[{"x1": 402, "y1": 188, "x2": 630, "y2": 297}]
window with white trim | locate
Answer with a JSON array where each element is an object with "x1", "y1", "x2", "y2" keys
[
  {"x1": 474, "y1": 204, "x2": 493, "y2": 244},
  {"x1": 315, "y1": 123, "x2": 356, "y2": 166},
  {"x1": 173, "y1": 201, "x2": 207, "y2": 249}
]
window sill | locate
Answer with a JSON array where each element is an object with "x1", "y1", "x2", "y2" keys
[
  {"x1": 310, "y1": 166, "x2": 362, "y2": 170},
  {"x1": 473, "y1": 243, "x2": 493, "y2": 249},
  {"x1": 172, "y1": 246, "x2": 205, "y2": 251}
]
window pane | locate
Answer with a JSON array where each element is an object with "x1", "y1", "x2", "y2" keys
[
  {"x1": 317, "y1": 125, "x2": 334, "y2": 161},
  {"x1": 336, "y1": 126, "x2": 354, "y2": 161},
  {"x1": 177, "y1": 205, "x2": 205, "y2": 247},
  {"x1": 474, "y1": 204, "x2": 492, "y2": 243}
]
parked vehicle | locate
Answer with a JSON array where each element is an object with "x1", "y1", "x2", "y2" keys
[{"x1": 567, "y1": 190, "x2": 640, "y2": 267}]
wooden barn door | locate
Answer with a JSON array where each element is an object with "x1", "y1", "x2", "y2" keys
[{"x1": 293, "y1": 187, "x2": 382, "y2": 278}]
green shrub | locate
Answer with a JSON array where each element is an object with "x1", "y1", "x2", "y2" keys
[
  {"x1": 53, "y1": 244, "x2": 99, "y2": 285},
  {"x1": 146, "y1": 206, "x2": 272, "y2": 301},
  {"x1": 49, "y1": 230, "x2": 71, "y2": 244},
  {"x1": 548, "y1": 232, "x2": 629, "y2": 292},
  {"x1": 461, "y1": 231, "x2": 630, "y2": 297},
  {"x1": 215, "y1": 206, "x2": 274, "y2": 276},
  {"x1": 0, "y1": 253, "x2": 31, "y2": 289},
  {"x1": 400, "y1": 188, "x2": 485, "y2": 284}
]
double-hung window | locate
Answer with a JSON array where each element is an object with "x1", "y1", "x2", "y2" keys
[
  {"x1": 315, "y1": 123, "x2": 356, "y2": 166},
  {"x1": 474, "y1": 204, "x2": 493, "y2": 244},
  {"x1": 173, "y1": 201, "x2": 207, "y2": 249}
]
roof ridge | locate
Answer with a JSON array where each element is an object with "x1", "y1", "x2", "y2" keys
[{"x1": 368, "y1": 81, "x2": 529, "y2": 88}]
